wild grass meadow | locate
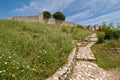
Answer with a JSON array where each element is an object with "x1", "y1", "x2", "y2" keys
[{"x1": 0, "y1": 20, "x2": 92, "y2": 80}]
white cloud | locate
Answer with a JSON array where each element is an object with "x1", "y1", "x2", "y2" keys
[
  {"x1": 66, "y1": 0, "x2": 120, "y2": 25},
  {"x1": 13, "y1": 0, "x2": 74, "y2": 15},
  {"x1": 79, "y1": 10, "x2": 120, "y2": 25},
  {"x1": 12, "y1": 0, "x2": 120, "y2": 25},
  {"x1": 67, "y1": 10, "x2": 92, "y2": 21}
]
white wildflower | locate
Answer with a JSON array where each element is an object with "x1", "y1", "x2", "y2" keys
[
  {"x1": 45, "y1": 51, "x2": 47, "y2": 54},
  {"x1": 3, "y1": 70, "x2": 5, "y2": 72},
  {"x1": 39, "y1": 51, "x2": 42, "y2": 53},
  {"x1": 27, "y1": 65, "x2": 30, "y2": 68},
  {"x1": 9, "y1": 56, "x2": 11, "y2": 59},
  {"x1": 32, "y1": 68, "x2": 36, "y2": 71},
  {"x1": 21, "y1": 70, "x2": 24, "y2": 72},
  {"x1": 12, "y1": 74, "x2": 15, "y2": 77},
  {"x1": 23, "y1": 65, "x2": 25, "y2": 67},
  {"x1": 2, "y1": 54, "x2": 4, "y2": 56},
  {"x1": 4, "y1": 62, "x2": 8, "y2": 65},
  {"x1": 0, "y1": 71, "x2": 2, "y2": 73}
]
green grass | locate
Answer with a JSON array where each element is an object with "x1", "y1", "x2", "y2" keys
[
  {"x1": 0, "y1": 20, "x2": 92, "y2": 80},
  {"x1": 91, "y1": 40, "x2": 120, "y2": 69}
]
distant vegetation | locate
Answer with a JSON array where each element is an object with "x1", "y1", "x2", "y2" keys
[
  {"x1": 92, "y1": 22, "x2": 120, "y2": 69},
  {"x1": 0, "y1": 20, "x2": 92, "y2": 80},
  {"x1": 76, "y1": 24, "x2": 85, "y2": 29},
  {"x1": 43, "y1": 11, "x2": 65, "y2": 21},
  {"x1": 53, "y1": 11, "x2": 65, "y2": 21},
  {"x1": 97, "y1": 22, "x2": 120, "y2": 43},
  {"x1": 43, "y1": 11, "x2": 52, "y2": 18}
]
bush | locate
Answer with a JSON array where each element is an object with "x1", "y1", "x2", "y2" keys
[
  {"x1": 43, "y1": 11, "x2": 51, "y2": 18},
  {"x1": 97, "y1": 32, "x2": 105, "y2": 43},
  {"x1": 70, "y1": 27, "x2": 75, "y2": 33},
  {"x1": 113, "y1": 30, "x2": 120, "y2": 39},
  {"x1": 104, "y1": 30, "x2": 114, "y2": 40},
  {"x1": 76, "y1": 25, "x2": 84, "y2": 29},
  {"x1": 104, "y1": 30, "x2": 120, "y2": 40},
  {"x1": 53, "y1": 11, "x2": 65, "y2": 21},
  {"x1": 61, "y1": 26, "x2": 68, "y2": 33},
  {"x1": 99, "y1": 22, "x2": 110, "y2": 32}
]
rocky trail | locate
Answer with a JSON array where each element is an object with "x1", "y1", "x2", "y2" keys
[
  {"x1": 47, "y1": 33, "x2": 119, "y2": 80},
  {"x1": 69, "y1": 33, "x2": 120, "y2": 80}
]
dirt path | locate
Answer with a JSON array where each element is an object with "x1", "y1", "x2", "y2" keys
[{"x1": 69, "y1": 33, "x2": 113, "y2": 80}]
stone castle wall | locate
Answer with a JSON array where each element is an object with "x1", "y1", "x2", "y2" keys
[
  {"x1": 87, "y1": 24, "x2": 100, "y2": 31},
  {"x1": 8, "y1": 16, "x2": 38, "y2": 22},
  {"x1": 8, "y1": 14, "x2": 77, "y2": 27}
]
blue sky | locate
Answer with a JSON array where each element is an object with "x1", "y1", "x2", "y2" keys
[{"x1": 0, "y1": 0, "x2": 120, "y2": 25}]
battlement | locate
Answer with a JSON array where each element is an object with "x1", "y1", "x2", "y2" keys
[
  {"x1": 87, "y1": 24, "x2": 100, "y2": 31},
  {"x1": 8, "y1": 13, "x2": 77, "y2": 27}
]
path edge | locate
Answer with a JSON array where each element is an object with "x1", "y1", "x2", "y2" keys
[{"x1": 46, "y1": 48, "x2": 76, "y2": 80}]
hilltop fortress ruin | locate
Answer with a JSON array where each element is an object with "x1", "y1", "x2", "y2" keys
[
  {"x1": 8, "y1": 13, "x2": 100, "y2": 31},
  {"x1": 8, "y1": 13, "x2": 77, "y2": 27}
]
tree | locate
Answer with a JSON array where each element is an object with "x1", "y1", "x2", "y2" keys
[
  {"x1": 76, "y1": 24, "x2": 84, "y2": 29},
  {"x1": 43, "y1": 11, "x2": 51, "y2": 18},
  {"x1": 117, "y1": 23, "x2": 120, "y2": 29},
  {"x1": 53, "y1": 11, "x2": 65, "y2": 21},
  {"x1": 109, "y1": 22, "x2": 114, "y2": 29},
  {"x1": 97, "y1": 32, "x2": 105, "y2": 43},
  {"x1": 100, "y1": 22, "x2": 110, "y2": 32}
]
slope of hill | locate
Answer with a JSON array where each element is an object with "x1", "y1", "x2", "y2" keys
[
  {"x1": 92, "y1": 40, "x2": 120, "y2": 69},
  {"x1": 0, "y1": 20, "x2": 92, "y2": 80}
]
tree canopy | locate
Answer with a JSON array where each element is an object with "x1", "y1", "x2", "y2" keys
[
  {"x1": 53, "y1": 11, "x2": 65, "y2": 21},
  {"x1": 43, "y1": 11, "x2": 51, "y2": 18}
]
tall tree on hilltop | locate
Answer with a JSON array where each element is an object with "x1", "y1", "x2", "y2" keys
[
  {"x1": 53, "y1": 11, "x2": 65, "y2": 21},
  {"x1": 43, "y1": 11, "x2": 51, "y2": 18}
]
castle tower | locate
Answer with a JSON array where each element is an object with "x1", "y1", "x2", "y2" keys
[
  {"x1": 38, "y1": 13, "x2": 44, "y2": 23},
  {"x1": 8, "y1": 16, "x2": 14, "y2": 20}
]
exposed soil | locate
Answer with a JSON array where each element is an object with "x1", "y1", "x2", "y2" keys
[{"x1": 107, "y1": 68, "x2": 120, "y2": 80}]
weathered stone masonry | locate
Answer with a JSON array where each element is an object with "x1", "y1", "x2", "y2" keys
[
  {"x1": 8, "y1": 13, "x2": 77, "y2": 27},
  {"x1": 8, "y1": 13, "x2": 101, "y2": 31}
]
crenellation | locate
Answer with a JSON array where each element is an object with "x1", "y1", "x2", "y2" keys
[
  {"x1": 87, "y1": 24, "x2": 100, "y2": 31},
  {"x1": 8, "y1": 13, "x2": 100, "y2": 30},
  {"x1": 8, "y1": 13, "x2": 78, "y2": 27}
]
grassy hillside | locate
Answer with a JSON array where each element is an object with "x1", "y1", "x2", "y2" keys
[
  {"x1": 92, "y1": 23, "x2": 120, "y2": 69},
  {"x1": 92, "y1": 40, "x2": 120, "y2": 69},
  {"x1": 0, "y1": 20, "x2": 92, "y2": 80}
]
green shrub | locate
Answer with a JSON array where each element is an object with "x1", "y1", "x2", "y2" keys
[
  {"x1": 104, "y1": 30, "x2": 120, "y2": 40},
  {"x1": 99, "y1": 22, "x2": 110, "y2": 32},
  {"x1": 104, "y1": 30, "x2": 114, "y2": 40},
  {"x1": 113, "y1": 30, "x2": 120, "y2": 39},
  {"x1": 53, "y1": 11, "x2": 65, "y2": 21},
  {"x1": 76, "y1": 25, "x2": 84, "y2": 29},
  {"x1": 43, "y1": 11, "x2": 51, "y2": 18},
  {"x1": 61, "y1": 26, "x2": 68, "y2": 33},
  {"x1": 97, "y1": 32, "x2": 105, "y2": 43},
  {"x1": 70, "y1": 27, "x2": 75, "y2": 33}
]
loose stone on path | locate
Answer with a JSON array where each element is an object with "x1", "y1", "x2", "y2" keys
[
  {"x1": 70, "y1": 61, "x2": 109, "y2": 80},
  {"x1": 76, "y1": 43, "x2": 96, "y2": 61},
  {"x1": 69, "y1": 33, "x2": 112, "y2": 80}
]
